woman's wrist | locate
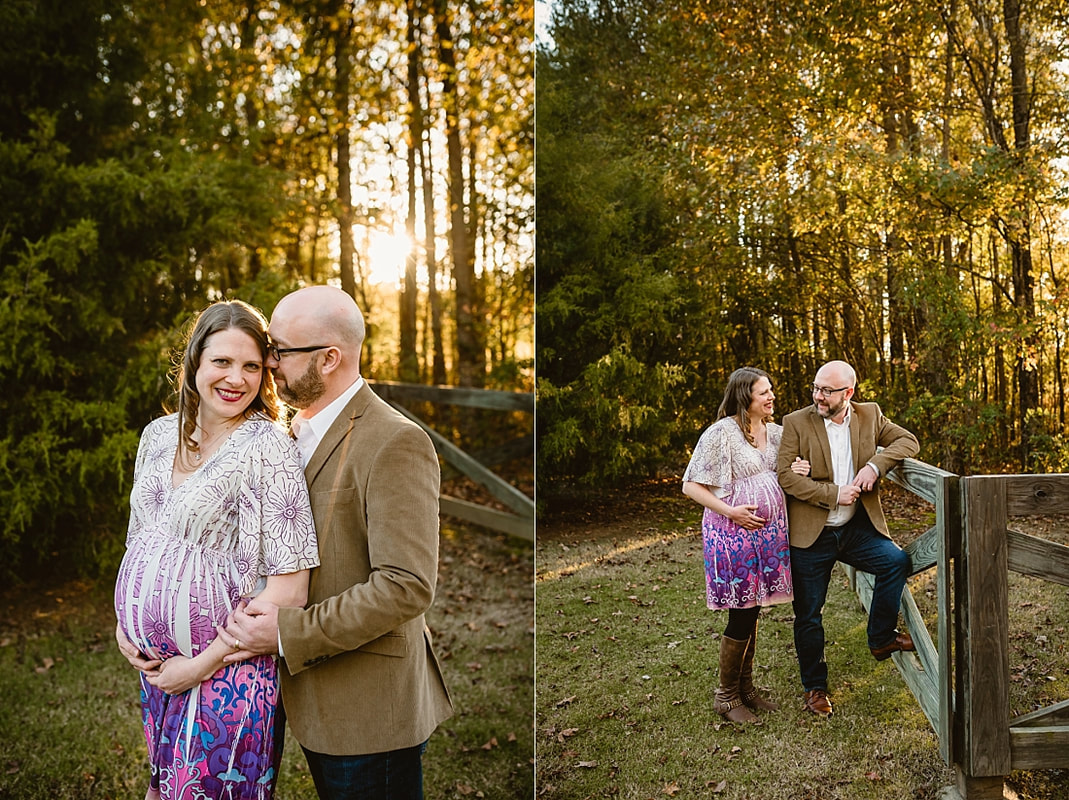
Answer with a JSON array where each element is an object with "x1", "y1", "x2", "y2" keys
[{"x1": 193, "y1": 637, "x2": 235, "y2": 680}]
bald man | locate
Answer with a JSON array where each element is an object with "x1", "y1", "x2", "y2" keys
[
  {"x1": 776, "y1": 360, "x2": 918, "y2": 719},
  {"x1": 221, "y1": 286, "x2": 452, "y2": 799}
]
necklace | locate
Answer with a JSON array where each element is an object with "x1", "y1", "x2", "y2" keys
[{"x1": 192, "y1": 418, "x2": 242, "y2": 462}]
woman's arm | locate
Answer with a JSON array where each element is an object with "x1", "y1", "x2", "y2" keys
[
  {"x1": 144, "y1": 570, "x2": 311, "y2": 694},
  {"x1": 254, "y1": 569, "x2": 310, "y2": 609},
  {"x1": 683, "y1": 481, "x2": 765, "y2": 530}
]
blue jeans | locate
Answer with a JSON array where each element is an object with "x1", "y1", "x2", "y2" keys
[
  {"x1": 790, "y1": 506, "x2": 911, "y2": 691},
  {"x1": 302, "y1": 741, "x2": 428, "y2": 800}
]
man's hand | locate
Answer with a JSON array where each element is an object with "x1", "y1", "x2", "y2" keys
[
  {"x1": 115, "y1": 622, "x2": 161, "y2": 672},
  {"x1": 837, "y1": 484, "x2": 862, "y2": 505},
  {"x1": 219, "y1": 598, "x2": 281, "y2": 663},
  {"x1": 850, "y1": 464, "x2": 879, "y2": 493}
]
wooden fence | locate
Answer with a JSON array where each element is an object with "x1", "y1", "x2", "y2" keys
[
  {"x1": 844, "y1": 459, "x2": 1069, "y2": 799},
  {"x1": 368, "y1": 380, "x2": 534, "y2": 541}
]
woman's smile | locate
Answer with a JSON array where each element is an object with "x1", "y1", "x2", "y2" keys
[{"x1": 216, "y1": 387, "x2": 247, "y2": 403}]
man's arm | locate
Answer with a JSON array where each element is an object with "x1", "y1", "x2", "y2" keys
[
  {"x1": 776, "y1": 413, "x2": 839, "y2": 510},
  {"x1": 869, "y1": 406, "x2": 919, "y2": 476},
  {"x1": 278, "y1": 422, "x2": 441, "y2": 674}
]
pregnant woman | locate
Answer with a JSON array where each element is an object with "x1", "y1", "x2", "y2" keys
[
  {"x1": 114, "y1": 299, "x2": 319, "y2": 800},
  {"x1": 683, "y1": 366, "x2": 806, "y2": 724}
]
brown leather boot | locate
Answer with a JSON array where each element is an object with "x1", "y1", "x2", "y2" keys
[
  {"x1": 739, "y1": 622, "x2": 778, "y2": 712},
  {"x1": 714, "y1": 635, "x2": 759, "y2": 723}
]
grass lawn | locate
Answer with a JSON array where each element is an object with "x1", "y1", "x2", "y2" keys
[
  {"x1": 536, "y1": 480, "x2": 1069, "y2": 800},
  {"x1": 0, "y1": 522, "x2": 533, "y2": 799}
]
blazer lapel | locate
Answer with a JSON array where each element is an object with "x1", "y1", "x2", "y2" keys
[
  {"x1": 807, "y1": 405, "x2": 833, "y2": 471},
  {"x1": 304, "y1": 384, "x2": 373, "y2": 487},
  {"x1": 848, "y1": 402, "x2": 863, "y2": 470}
]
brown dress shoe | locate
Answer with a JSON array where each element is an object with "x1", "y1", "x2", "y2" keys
[
  {"x1": 803, "y1": 689, "x2": 833, "y2": 718},
  {"x1": 870, "y1": 632, "x2": 915, "y2": 661}
]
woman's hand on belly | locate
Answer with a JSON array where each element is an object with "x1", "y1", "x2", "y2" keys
[
  {"x1": 115, "y1": 622, "x2": 161, "y2": 672},
  {"x1": 143, "y1": 655, "x2": 207, "y2": 695},
  {"x1": 142, "y1": 634, "x2": 242, "y2": 695}
]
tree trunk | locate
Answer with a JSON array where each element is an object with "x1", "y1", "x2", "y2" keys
[
  {"x1": 400, "y1": 0, "x2": 422, "y2": 382},
  {"x1": 433, "y1": 0, "x2": 480, "y2": 387},
  {"x1": 334, "y1": 5, "x2": 357, "y2": 303},
  {"x1": 1003, "y1": 0, "x2": 1038, "y2": 466},
  {"x1": 420, "y1": 106, "x2": 447, "y2": 385},
  {"x1": 991, "y1": 230, "x2": 1009, "y2": 454}
]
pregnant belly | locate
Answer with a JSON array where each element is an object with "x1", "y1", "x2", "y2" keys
[
  {"x1": 728, "y1": 475, "x2": 784, "y2": 525},
  {"x1": 115, "y1": 545, "x2": 236, "y2": 659}
]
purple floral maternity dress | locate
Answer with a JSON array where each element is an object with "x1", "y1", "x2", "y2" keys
[
  {"x1": 683, "y1": 417, "x2": 793, "y2": 610},
  {"x1": 115, "y1": 414, "x2": 318, "y2": 800}
]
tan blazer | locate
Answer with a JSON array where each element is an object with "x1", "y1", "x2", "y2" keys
[
  {"x1": 776, "y1": 401, "x2": 918, "y2": 549},
  {"x1": 277, "y1": 383, "x2": 453, "y2": 755}
]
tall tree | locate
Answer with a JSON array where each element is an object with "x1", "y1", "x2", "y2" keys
[
  {"x1": 433, "y1": 0, "x2": 481, "y2": 387},
  {"x1": 400, "y1": 0, "x2": 423, "y2": 382},
  {"x1": 333, "y1": 2, "x2": 359, "y2": 301}
]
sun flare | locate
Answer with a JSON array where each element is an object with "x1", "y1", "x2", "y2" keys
[{"x1": 365, "y1": 231, "x2": 413, "y2": 287}]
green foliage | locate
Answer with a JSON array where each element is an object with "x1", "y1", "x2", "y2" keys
[
  {"x1": 540, "y1": 0, "x2": 1069, "y2": 488},
  {"x1": 0, "y1": 51, "x2": 291, "y2": 580},
  {"x1": 0, "y1": 0, "x2": 533, "y2": 578},
  {"x1": 1023, "y1": 408, "x2": 1069, "y2": 474},
  {"x1": 537, "y1": 346, "x2": 686, "y2": 489},
  {"x1": 537, "y1": 13, "x2": 693, "y2": 492}
]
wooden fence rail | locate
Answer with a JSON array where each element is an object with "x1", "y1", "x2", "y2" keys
[
  {"x1": 846, "y1": 460, "x2": 1069, "y2": 799},
  {"x1": 369, "y1": 380, "x2": 534, "y2": 541}
]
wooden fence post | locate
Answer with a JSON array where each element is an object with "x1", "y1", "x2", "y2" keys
[{"x1": 956, "y1": 476, "x2": 1011, "y2": 798}]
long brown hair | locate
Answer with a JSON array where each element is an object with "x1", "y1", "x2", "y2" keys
[
  {"x1": 171, "y1": 300, "x2": 280, "y2": 462},
  {"x1": 715, "y1": 367, "x2": 771, "y2": 447}
]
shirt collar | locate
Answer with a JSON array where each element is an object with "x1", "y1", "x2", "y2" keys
[
  {"x1": 822, "y1": 402, "x2": 851, "y2": 430},
  {"x1": 292, "y1": 376, "x2": 365, "y2": 443}
]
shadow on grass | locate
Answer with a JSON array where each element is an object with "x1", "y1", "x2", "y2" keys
[{"x1": 0, "y1": 522, "x2": 533, "y2": 800}]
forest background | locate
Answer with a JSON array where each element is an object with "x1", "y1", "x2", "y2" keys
[
  {"x1": 0, "y1": 0, "x2": 533, "y2": 580},
  {"x1": 537, "y1": 0, "x2": 1069, "y2": 500}
]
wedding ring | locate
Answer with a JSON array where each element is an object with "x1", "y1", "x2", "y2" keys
[{"x1": 234, "y1": 639, "x2": 242, "y2": 650}]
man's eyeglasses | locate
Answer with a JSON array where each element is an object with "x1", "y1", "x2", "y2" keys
[
  {"x1": 268, "y1": 344, "x2": 331, "y2": 361},
  {"x1": 811, "y1": 384, "x2": 850, "y2": 397}
]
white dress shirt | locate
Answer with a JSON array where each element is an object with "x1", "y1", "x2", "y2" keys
[
  {"x1": 824, "y1": 406, "x2": 857, "y2": 527},
  {"x1": 289, "y1": 376, "x2": 365, "y2": 467}
]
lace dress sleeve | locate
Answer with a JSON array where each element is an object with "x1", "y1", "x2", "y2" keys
[{"x1": 682, "y1": 419, "x2": 733, "y2": 490}]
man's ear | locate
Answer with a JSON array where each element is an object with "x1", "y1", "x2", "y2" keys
[{"x1": 319, "y1": 346, "x2": 343, "y2": 375}]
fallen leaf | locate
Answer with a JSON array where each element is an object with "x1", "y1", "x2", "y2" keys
[
  {"x1": 575, "y1": 761, "x2": 598, "y2": 769},
  {"x1": 662, "y1": 781, "x2": 681, "y2": 796},
  {"x1": 557, "y1": 728, "x2": 579, "y2": 742},
  {"x1": 481, "y1": 737, "x2": 498, "y2": 750},
  {"x1": 556, "y1": 695, "x2": 577, "y2": 708}
]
